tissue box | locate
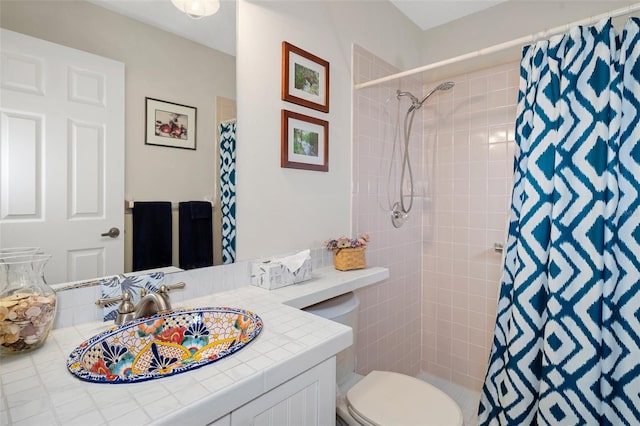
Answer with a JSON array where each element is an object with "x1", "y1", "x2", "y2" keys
[{"x1": 250, "y1": 257, "x2": 312, "y2": 290}]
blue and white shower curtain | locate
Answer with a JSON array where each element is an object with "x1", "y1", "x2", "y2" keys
[
  {"x1": 219, "y1": 120, "x2": 236, "y2": 264},
  {"x1": 479, "y1": 18, "x2": 640, "y2": 425}
]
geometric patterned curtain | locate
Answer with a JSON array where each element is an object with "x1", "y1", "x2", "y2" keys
[
  {"x1": 479, "y1": 18, "x2": 640, "y2": 425},
  {"x1": 219, "y1": 120, "x2": 236, "y2": 264}
]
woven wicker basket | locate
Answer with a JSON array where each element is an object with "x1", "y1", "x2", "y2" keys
[{"x1": 333, "y1": 247, "x2": 366, "y2": 271}]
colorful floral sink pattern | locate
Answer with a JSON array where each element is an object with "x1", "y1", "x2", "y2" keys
[{"x1": 67, "y1": 307, "x2": 263, "y2": 384}]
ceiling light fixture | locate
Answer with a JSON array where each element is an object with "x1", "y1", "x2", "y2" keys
[{"x1": 171, "y1": 0, "x2": 220, "y2": 19}]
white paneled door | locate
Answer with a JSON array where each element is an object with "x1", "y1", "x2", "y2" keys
[{"x1": 0, "y1": 29, "x2": 125, "y2": 284}]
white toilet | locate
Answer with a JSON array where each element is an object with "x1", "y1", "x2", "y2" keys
[{"x1": 304, "y1": 292, "x2": 464, "y2": 426}]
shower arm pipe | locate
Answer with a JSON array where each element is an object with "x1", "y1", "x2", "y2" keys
[{"x1": 354, "y1": 2, "x2": 640, "y2": 90}]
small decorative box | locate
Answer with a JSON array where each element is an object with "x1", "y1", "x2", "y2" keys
[{"x1": 250, "y1": 250, "x2": 312, "y2": 290}]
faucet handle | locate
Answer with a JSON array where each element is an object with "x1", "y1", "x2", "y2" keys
[
  {"x1": 159, "y1": 282, "x2": 186, "y2": 294},
  {"x1": 96, "y1": 291, "x2": 135, "y2": 325},
  {"x1": 95, "y1": 291, "x2": 132, "y2": 309},
  {"x1": 139, "y1": 283, "x2": 184, "y2": 297}
]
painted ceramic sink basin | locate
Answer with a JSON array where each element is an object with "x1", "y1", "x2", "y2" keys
[{"x1": 67, "y1": 307, "x2": 262, "y2": 384}]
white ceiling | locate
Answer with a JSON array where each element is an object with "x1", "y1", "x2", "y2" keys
[
  {"x1": 390, "y1": 0, "x2": 509, "y2": 31},
  {"x1": 88, "y1": 0, "x2": 237, "y2": 56},
  {"x1": 89, "y1": 0, "x2": 507, "y2": 56}
]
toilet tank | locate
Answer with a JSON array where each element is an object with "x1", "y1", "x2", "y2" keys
[{"x1": 303, "y1": 292, "x2": 359, "y2": 385}]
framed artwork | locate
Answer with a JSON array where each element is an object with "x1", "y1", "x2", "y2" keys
[
  {"x1": 145, "y1": 97, "x2": 197, "y2": 150},
  {"x1": 282, "y1": 41, "x2": 329, "y2": 113},
  {"x1": 281, "y1": 110, "x2": 328, "y2": 172}
]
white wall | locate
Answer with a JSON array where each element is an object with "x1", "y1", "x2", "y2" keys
[
  {"x1": 236, "y1": 0, "x2": 423, "y2": 260},
  {"x1": 235, "y1": 0, "x2": 638, "y2": 260}
]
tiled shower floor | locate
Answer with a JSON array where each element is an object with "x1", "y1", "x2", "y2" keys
[{"x1": 417, "y1": 372, "x2": 481, "y2": 426}]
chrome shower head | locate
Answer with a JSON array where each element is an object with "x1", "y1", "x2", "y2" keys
[
  {"x1": 416, "y1": 80, "x2": 455, "y2": 109},
  {"x1": 396, "y1": 81, "x2": 455, "y2": 113},
  {"x1": 435, "y1": 81, "x2": 455, "y2": 91}
]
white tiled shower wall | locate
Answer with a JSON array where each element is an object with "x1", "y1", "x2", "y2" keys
[
  {"x1": 352, "y1": 44, "x2": 424, "y2": 376},
  {"x1": 421, "y1": 62, "x2": 519, "y2": 392},
  {"x1": 353, "y1": 44, "x2": 520, "y2": 392}
]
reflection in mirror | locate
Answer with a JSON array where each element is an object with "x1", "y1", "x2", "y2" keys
[{"x1": 0, "y1": 0, "x2": 236, "y2": 285}]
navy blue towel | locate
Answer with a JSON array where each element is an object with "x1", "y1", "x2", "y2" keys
[
  {"x1": 179, "y1": 201, "x2": 213, "y2": 270},
  {"x1": 132, "y1": 201, "x2": 172, "y2": 272}
]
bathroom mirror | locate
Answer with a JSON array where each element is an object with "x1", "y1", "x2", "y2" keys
[{"x1": 0, "y1": 0, "x2": 237, "y2": 284}]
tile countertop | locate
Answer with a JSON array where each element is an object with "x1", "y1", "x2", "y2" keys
[{"x1": 0, "y1": 266, "x2": 389, "y2": 426}]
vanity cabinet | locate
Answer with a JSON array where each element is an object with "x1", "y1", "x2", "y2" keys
[{"x1": 207, "y1": 358, "x2": 336, "y2": 426}]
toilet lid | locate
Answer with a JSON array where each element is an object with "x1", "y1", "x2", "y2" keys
[{"x1": 346, "y1": 371, "x2": 463, "y2": 426}]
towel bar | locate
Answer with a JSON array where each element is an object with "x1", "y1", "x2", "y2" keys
[{"x1": 124, "y1": 199, "x2": 214, "y2": 213}]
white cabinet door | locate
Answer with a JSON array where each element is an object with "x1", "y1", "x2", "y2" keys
[
  {"x1": 232, "y1": 358, "x2": 336, "y2": 426},
  {"x1": 0, "y1": 29, "x2": 125, "y2": 284}
]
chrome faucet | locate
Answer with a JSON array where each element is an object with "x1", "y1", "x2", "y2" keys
[{"x1": 96, "y1": 282, "x2": 186, "y2": 325}]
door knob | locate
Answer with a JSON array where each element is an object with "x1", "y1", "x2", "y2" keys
[{"x1": 101, "y1": 227, "x2": 120, "y2": 238}]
